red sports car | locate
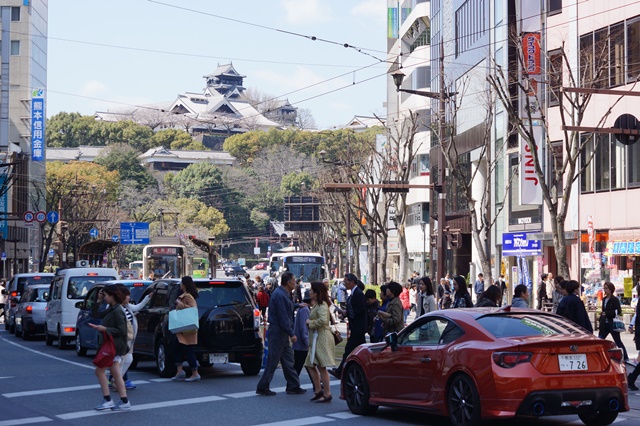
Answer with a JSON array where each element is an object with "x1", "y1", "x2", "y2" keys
[
  {"x1": 254, "y1": 262, "x2": 268, "y2": 270},
  {"x1": 340, "y1": 307, "x2": 628, "y2": 426}
]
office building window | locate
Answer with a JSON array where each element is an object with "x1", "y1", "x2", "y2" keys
[
  {"x1": 548, "y1": 49, "x2": 563, "y2": 106},
  {"x1": 610, "y1": 23, "x2": 625, "y2": 87},
  {"x1": 10, "y1": 40, "x2": 19, "y2": 56},
  {"x1": 627, "y1": 18, "x2": 640, "y2": 83},
  {"x1": 419, "y1": 154, "x2": 430, "y2": 176},
  {"x1": 629, "y1": 142, "x2": 640, "y2": 187},
  {"x1": 412, "y1": 66, "x2": 431, "y2": 90},
  {"x1": 580, "y1": 133, "x2": 632, "y2": 192},
  {"x1": 548, "y1": 0, "x2": 562, "y2": 14},
  {"x1": 455, "y1": 0, "x2": 487, "y2": 56},
  {"x1": 548, "y1": 141, "x2": 563, "y2": 197},
  {"x1": 11, "y1": 7, "x2": 20, "y2": 21}
]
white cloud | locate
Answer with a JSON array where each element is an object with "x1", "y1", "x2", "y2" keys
[
  {"x1": 281, "y1": 0, "x2": 331, "y2": 25},
  {"x1": 78, "y1": 80, "x2": 107, "y2": 97}
]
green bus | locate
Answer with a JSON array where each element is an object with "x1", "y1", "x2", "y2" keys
[{"x1": 193, "y1": 257, "x2": 210, "y2": 278}]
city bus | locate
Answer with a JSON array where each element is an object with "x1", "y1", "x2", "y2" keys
[
  {"x1": 192, "y1": 257, "x2": 210, "y2": 278},
  {"x1": 142, "y1": 243, "x2": 191, "y2": 279},
  {"x1": 269, "y1": 252, "x2": 326, "y2": 291}
]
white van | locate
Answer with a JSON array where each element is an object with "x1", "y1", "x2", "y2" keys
[{"x1": 45, "y1": 268, "x2": 119, "y2": 349}]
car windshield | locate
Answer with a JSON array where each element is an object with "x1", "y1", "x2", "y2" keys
[
  {"x1": 67, "y1": 276, "x2": 116, "y2": 299},
  {"x1": 194, "y1": 281, "x2": 250, "y2": 310},
  {"x1": 477, "y1": 313, "x2": 586, "y2": 338},
  {"x1": 29, "y1": 288, "x2": 49, "y2": 302},
  {"x1": 17, "y1": 276, "x2": 53, "y2": 294},
  {"x1": 126, "y1": 284, "x2": 150, "y2": 303}
]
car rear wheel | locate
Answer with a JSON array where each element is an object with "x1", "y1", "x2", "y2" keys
[
  {"x1": 448, "y1": 374, "x2": 481, "y2": 426},
  {"x1": 155, "y1": 340, "x2": 177, "y2": 378},
  {"x1": 14, "y1": 323, "x2": 22, "y2": 338},
  {"x1": 45, "y1": 326, "x2": 54, "y2": 346},
  {"x1": 240, "y1": 358, "x2": 262, "y2": 376},
  {"x1": 9, "y1": 320, "x2": 15, "y2": 334},
  {"x1": 75, "y1": 332, "x2": 87, "y2": 356},
  {"x1": 22, "y1": 328, "x2": 30, "y2": 340},
  {"x1": 344, "y1": 364, "x2": 378, "y2": 415},
  {"x1": 58, "y1": 328, "x2": 68, "y2": 350},
  {"x1": 578, "y1": 411, "x2": 618, "y2": 426}
]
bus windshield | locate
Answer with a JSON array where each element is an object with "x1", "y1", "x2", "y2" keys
[
  {"x1": 283, "y1": 255, "x2": 325, "y2": 283},
  {"x1": 145, "y1": 246, "x2": 185, "y2": 278}
]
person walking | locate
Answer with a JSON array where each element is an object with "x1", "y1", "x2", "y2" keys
[
  {"x1": 537, "y1": 273, "x2": 549, "y2": 310},
  {"x1": 329, "y1": 273, "x2": 366, "y2": 379},
  {"x1": 256, "y1": 272, "x2": 306, "y2": 396},
  {"x1": 556, "y1": 280, "x2": 593, "y2": 332},
  {"x1": 511, "y1": 284, "x2": 530, "y2": 308},
  {"x1": 171, "y1": 276, "x2": 201, "y2": 382},
  {"x1": 256, "y1": 285, "x2": 270, "y2": 322},
  {"x1": 305, "y1": 281, "x2": 335, "y2": 403},
  {"x1": 0, "y1": 279, "x2": 6, "y2": 323},
  {"x1": 89, "y1": 285, "x2": 131, "y2": 411},
  {"x1": 365, "y1": 289, "x2": 380, "y2": 342},
  {"x1": 551, "y1": 275, "x2": 565, "y2": 313},
  {"x1": 473, "y1": 273, "x2": 485, "y2": 303},
  {"x1": 451, "y1": 276, "x2": 473, "y2": 308},
  {"x1": 335, "y1": 278, "x2": 347, "y2": 323},
  {"x1": 399, "y1": 283, "x2": 411, "y2": 325},
  {"x1": 597, "y1": 281, "x2": 628, "y2": 360},
  {"x1": 292, "y1": 289, "x2": 311, "y2": 377},
  {"x1": 627, "y1": 284, "x2": 640, "y2": 391},
  {"x1": 416, "y1": 277, "x2": 436, "y2": 317},
  {"x1": 475, "y1": 285, "x2": 503, "y2": 308},
  {"x1": 437, "y1": 278, "x2": 450, "y2": 309},
  {"x1": 377, "y1": 281, "x2": 405, "y2": 334}
]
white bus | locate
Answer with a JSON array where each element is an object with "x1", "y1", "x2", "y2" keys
[{"x1": 269, "y1": 252, "x2": 326, "y2": 290}]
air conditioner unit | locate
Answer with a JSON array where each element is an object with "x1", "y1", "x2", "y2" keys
[{"x1": 76, "y1": 260, "x2": 90, "y2": 268}]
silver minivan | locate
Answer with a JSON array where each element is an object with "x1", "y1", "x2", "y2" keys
[
  {"x1": 45, "y1": 268, "x2": 118, "y2": 349},
  {"x1": 14, "y1": 284, "x2": 50, "y2": 339},
  {"x1": 2, "y1": 273, "x2": 54, "y2": 333}
]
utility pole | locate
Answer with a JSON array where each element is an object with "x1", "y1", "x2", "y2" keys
[{"x1": 436, "y1": 43, "x2": 447, "y2": 283}]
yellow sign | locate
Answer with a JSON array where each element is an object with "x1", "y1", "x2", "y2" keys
[{"x1": 624, "y1": 277, "x2": 634, "y2": 298}]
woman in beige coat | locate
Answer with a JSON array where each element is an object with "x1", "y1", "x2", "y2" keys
[
  {"x1": 171, "y1": 276, "x2": 200, "y2": 382},
  {"x1": 305, "y1": 281, "x2": 335, "y2": 403}
]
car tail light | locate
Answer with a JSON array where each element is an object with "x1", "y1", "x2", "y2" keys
[
  {"x1": 64, "y1": 327, "x2": 75, "y2": 333},
  {"x1": 11, "y1": 291, "x2": 17, "y2": 298},
  {"x1": 86, "y1": 273, "x2": 99, "y2": 276},
  {"x1": 608, "y1": 348, "x2": 623, "y2": 363},
  {"x1": 253, "y1": 309, "x2": 261, "y2": 329},
  {"x1": 26, "y1": 305, "x2": 33, "y2": 313},
  {"x1": 493, "y1": 352, "x2": 532, "y2": 368},
  {"x1": 209, "y1": 281, "x2": 225, "y2": 285},
  {"x1": 133, "y1": 283, "x2": 145, "y2": 287}
]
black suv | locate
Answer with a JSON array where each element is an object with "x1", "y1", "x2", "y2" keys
[{"x1": 132, "y1": 278, "x2": 263, "y2": 378}]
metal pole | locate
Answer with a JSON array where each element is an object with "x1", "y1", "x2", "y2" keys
[
  {"x1": 436, "y1": 43, "x2": 447, "y2": 282},
  {"x1": 346, "y1": 206, "x2": 351, "y2": 274},
  {"x1": 422, "y1": 222, "x2": 426, "y2": 276}
]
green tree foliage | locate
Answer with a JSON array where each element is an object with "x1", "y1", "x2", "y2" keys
[
  {"x1": 95, "y1": 143, "x2": 157, "y2": 189},
  {"x1": 167, "y1": 198, "x2": 230, "y2": 237},
  {"x1": 280, "y1": 171, "x2": 315, "y2": 195},
  {"x1": 150, "y1": 129, "x2": 204, "y2": 150},
  {"x1": 165, "y1": 162, "x2": 224, "y2": 205}
]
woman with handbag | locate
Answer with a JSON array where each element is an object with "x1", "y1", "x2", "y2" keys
[
  {"x1": 598, "y1": 281, "x2": 629, "y2": 360},
  {"x1": 377, "y1": 281, "x2": 404, "y2": 334},
  {"x1": 171, "y1": 276, "x2": 201, "y2": 382},
  {"x1": 89, "y1": 285, "x2": 131, "y2": 411},
  {"x1": 305, "y1": 281, "x2": 335, "y2": 403}
]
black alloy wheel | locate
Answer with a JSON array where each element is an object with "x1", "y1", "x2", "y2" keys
[
  {"x1": 155, "y1": 339, "x2": 177, "y2": 378},
  {"x1": 75, "y1": 332, "x2": 87, "y2": 356},
  {"x1": 45, "y1": 325, "x2": 54, "y2": 346},
  {"x1": 448, "y1": 374, "x2": 481, "y2": 426},
  {"x1": 343, "y1": 364, "x2": 378, "y2": 415}
]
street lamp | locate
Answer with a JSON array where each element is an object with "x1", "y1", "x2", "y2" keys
[{"x1": 390, "y1": 51, "x2": 453, "y2": 282}]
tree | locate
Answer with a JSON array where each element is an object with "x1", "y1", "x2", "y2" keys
[
  {"x1": 296, "y1": 108, "x2": 317, "y2": 130},
  {"x1": 150, "y1": 129, "x2": 204, "y2": 150},
  {"x1": 95, "y1": 143, "x2": 156, "y2": 190}
]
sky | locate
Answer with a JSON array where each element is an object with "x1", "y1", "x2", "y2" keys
[{"x1": 46, "y1": 0, "x2": 388, "y2": 130}]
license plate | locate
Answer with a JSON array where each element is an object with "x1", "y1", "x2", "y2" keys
[
  {"x1": 209, "y1": 353, "x2": 228, "y2": 364},
  {"x1": 558, "y1": 354, "x2": 588, "y2": 371}
]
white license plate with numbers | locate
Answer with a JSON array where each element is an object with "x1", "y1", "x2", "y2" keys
[
  {"x1": 558, "y1": 354, "x2": 588, "y2": 371},
  {"x1": 209, "y1": 353, "x2": 228, "y2": 364}
]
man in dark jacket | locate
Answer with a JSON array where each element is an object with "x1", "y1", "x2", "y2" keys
[
  {"x1": 628, "y1": 283, "x2": 640, "y2": 391},
  {"x1": 329, "y1": 273, "x2": 366, "y2": 378},
  {"x1": 256, "y1": 272, "x2": 306, "y2": 396}
]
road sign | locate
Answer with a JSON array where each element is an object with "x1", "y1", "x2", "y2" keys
[
  {"x1": 119, "y1": 222, "x2": 150, "y2": 245},
  {"x1": 48, "y1": 248, "x2": 55, "y2": 258},
  {"x1": 1, "y1": 252, "x2": 5, "y2": 261},
  {"x1": 47, "y1": 211, "x2": 59, "y2": 224},
  {"x1": 35, "y1": 211, "x2": 46, "y2": 223},
  {"x1": 90, "y1": 228, "x2": 99, "y2": 238},
  {"x1": 23, "y1": 211, "x2": 34, "y2": 223},
  {"x1": 112, "y1": 235, "x2": 119, "y2": 242}
]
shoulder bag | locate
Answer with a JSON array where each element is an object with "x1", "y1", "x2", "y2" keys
[
  {"x1": 93, "y1": 331, "x2": 116, "y2": 368},
  {"x1": 329, "y1": 307, "x2": 343, "y2": 345}
]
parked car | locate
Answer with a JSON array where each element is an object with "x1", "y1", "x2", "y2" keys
[
  {"x1": 14, "y1": 284, "x2": 50, "y2": 340},
  {"x1": 340, "y1": 307, "x2": 628, "y2": 426},
  {"x1": 2, "y1": 273, "x2": 54, "y2": 333},
  {"x1": 74, "y1": 279, "x2": 153, "y2": 356},
  {"x1": 132, "y1": 277, "x2": 263, "y2": 378},
  {"x1": 254, "y1": 262, "x2": 268, "y2": 270},
  {"x1": 45, "y1": 268, "x2": 119, "y2": 349},
  {"x1": 224, "y1": 265, "x2": 246, "y2": 277}
]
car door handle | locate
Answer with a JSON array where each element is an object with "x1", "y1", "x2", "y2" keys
[{"x1": 420, "y1": 357, "x2": 431, "y2": 363}]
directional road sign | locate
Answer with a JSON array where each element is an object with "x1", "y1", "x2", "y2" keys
[
  {"x1": 112, "y1": 235, "x2": 119, "y2": 242},
  {"x1": 47, "y1": 211, "x2": 59, "y2": 224},
  {"x1": 1, "y1": 252, "x2": 5, "y2": 261},
  {"x1": 35, "y1": 211, "x2": 46, "y2": 223},
  {"x1": 90, "y1": 228, "x2": 99, "y2": 238},
  {"x1": 48, "y1": 248, "x2": 55, "y2": 258},
  {"x1": 119, "y1": 222, "x2": 150, "y2": 245}
]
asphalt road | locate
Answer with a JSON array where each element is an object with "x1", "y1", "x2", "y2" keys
[{"x1": 1, "y1": 309, "x2": 640, "y2": 425}]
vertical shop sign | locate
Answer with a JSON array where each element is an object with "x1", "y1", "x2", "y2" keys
[{"x1": 31, "y1": 89, "x2": 45, "y2": 161}]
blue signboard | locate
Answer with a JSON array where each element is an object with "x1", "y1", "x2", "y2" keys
[
  {"x1": 0, "y1": 176, "x2": 7, "y2": 239},
  {"x1": 119, "y1": 222, "x2": 150, "y2": 245},
  {"x1": 47, "y1": 211, "x2": 59, "y2": 224},
  {"x1": 31, "y1": 89, "x2": 45, "y2": 161},
  {"x1": 90, "y1": 228, "x2": 99, "y2": 238},
  {"x1": 502, "y1": 232, "x2": 541, "y2": 256},
  {"x1": 112, "y1": 235, "x2": 119, "y2": 242}
]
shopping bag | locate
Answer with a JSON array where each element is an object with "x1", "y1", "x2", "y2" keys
[
  {"x1": 93, "y1": 332, "x2": 116, "y2": 368},
  {"x1": 168, "y1": 307, "x2": 199, "y2": 334},
  {"x1": 612, "y1": 316, "x2": 626, "y2": 333}
]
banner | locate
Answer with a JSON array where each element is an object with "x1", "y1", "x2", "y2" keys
[
  {"x1": 31, "y1": 89, "x2": 45, "y2": 161},
  {"x1": 0, "y1": 176, "x2": 6, "y2": 239}
]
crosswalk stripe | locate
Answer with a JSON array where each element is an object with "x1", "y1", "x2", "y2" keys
[
  {"x1": 2, "y1": 381, "x2": 150, "y2": 398},
  {"x1": 0, "y1": 417, "x2": 52, "y2": 426}
]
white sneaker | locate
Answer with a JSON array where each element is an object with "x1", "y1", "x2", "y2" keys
[
  {"x1": 111, "y1": 400, "x2": 131, "y2": 411},
  {"x1": 94, "y1": 399, "x2": 115, "y2": 411}
]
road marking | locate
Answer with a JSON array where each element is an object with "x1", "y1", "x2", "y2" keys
[
  {"x1": 56, "y1": 395, "x2": 226, "y2": 420},
  {"x1": 0, "y1": 417, "x2": 52, "y2": 426},
  {"x1": 3, "y1": 381, "x2": 150, "y2": 398},
  {"x1": 326, "y1": 412, "x2": 360, "y2": 420},
  {"x1": 0, "y1": 337, "x2": 93, "y2": 370},
  {"x1": 253, "y1": 417, "x2": 334, "y2": 426},
  {"x1": 224, "y1": 381, "x2": 338, "y2": 399},
  {"x1": 0, "y1": 377, "x2": 15, "y2": 380}
]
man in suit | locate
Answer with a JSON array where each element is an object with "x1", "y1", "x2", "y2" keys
[{"x1": 329, "y1": 273, "x2": 366, "y2": 379}]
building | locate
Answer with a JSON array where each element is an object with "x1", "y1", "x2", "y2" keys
[
  {"x1": 0, "y1": 1, "x2": 47, "y2": 276},
  {"x1": 386, "y1": 0, "x2": 432, "y2": 281}
]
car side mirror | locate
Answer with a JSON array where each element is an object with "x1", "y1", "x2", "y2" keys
[
  {"x1": 385, "y1": 332, "x2": 399, "y2": 352},
  {"x1": 75, "y1": 301, "x2": 84, "y2": 309}
]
